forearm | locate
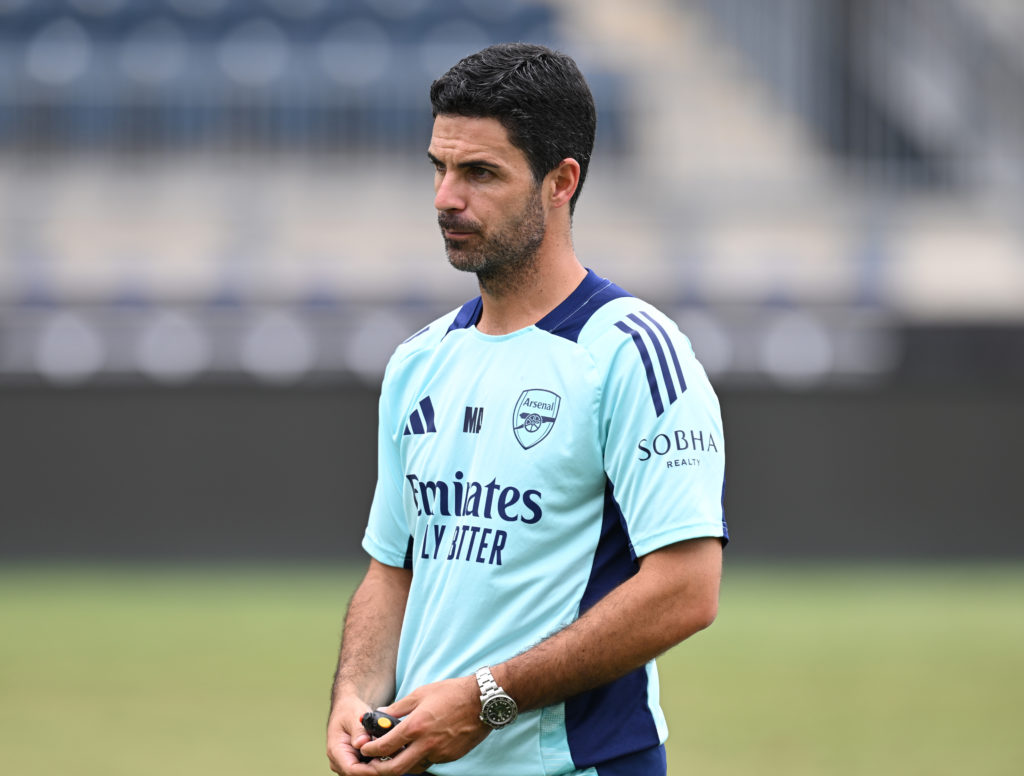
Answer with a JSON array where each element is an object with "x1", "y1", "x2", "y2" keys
[
  {"x1": 494, "y1": 537, "x2": 722, "y2": 712},
  {"x1": 330, "y1": 559, "x2": 412, "y2": 712},
  {"x1": 354, "y1": 541, "x2": 721, "y2": 772}
]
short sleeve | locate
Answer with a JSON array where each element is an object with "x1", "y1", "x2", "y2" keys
[
  {"x1": 362, "y1": 360, "x2": 414, "y2": 568},
  {"x1": 600, "y1": 308, "x2": 727, "y2": 558}
]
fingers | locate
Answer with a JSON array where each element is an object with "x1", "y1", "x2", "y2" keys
[
  {"x1": 359, "y1": 676, "x2": 487, "y2": 771},
  {"x1": 326, "y1": 705, "x2": 378, "y2": 775},
  {"x1": 362, "y1": 743, "x2": 434, "y2": 775},
  {"x1": 356, "y1": 723, "x2": 436, "y2": 774},
  {"x1": 326, "y1": 729, "x2": 376, "y2": 775},
  {"x1": 356, "y1": 726, "x2": 409, "y2": 762},
  {"x1": 326, "y1": 738, "x2": 377, "y2": 776}
]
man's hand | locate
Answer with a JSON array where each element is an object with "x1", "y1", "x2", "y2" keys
[
  {"x1": 326, "y1": 696, "x2": 376, "y2": 775},
  {"x1": 326, "y1": 560, "x2": 412, "y2": 774},
  {"x1": 355, "y1": 675, "x2": 491, "y2": 774}
]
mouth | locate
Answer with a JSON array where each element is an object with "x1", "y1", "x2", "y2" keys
[
  {"x1": 438, "y1": 216, "x2": 480, "y2": 242},
  {"x1": 443, "y1": 229, "x2": 476, "y2": 241}
]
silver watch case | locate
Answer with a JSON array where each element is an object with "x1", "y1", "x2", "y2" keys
[
  {"x1": 476, "y1": 667, "x2": 518, "y2": 730},
  {"x1": 480, "y1": 692, "x2": 518, "y2": 729}
]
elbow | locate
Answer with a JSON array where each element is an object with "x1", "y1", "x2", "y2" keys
[
  {"x1": 675, "y1": 594, "x2": 719, "y2": 641},
  {"x1": 693, "y1": 597, "x2": 719, "y2": 632}
]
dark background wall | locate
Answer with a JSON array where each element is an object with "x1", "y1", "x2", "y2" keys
[{"x1": 3, "y1": 383, "x2": 1021, "y2": 561}]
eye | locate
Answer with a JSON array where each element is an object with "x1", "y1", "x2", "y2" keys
[{"x1": 468, "y1": 166, "x2": 492, "y2": 181}]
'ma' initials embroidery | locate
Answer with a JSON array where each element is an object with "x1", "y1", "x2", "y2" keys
[{"x1": 463, "y1": 406, "x2": 484, "y2": 434}]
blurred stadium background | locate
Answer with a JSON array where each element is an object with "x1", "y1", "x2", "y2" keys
[
  {"x1": 1, "y1": 1, "x2": 1022, "y2": 774},
  {"x1": 2, "y1": 0, "x2": 1022, "y2": 559}
]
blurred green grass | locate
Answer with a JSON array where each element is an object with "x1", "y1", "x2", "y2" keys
[{"x1": 1, "y1": 562, "x2": 1021, "y2": 775}]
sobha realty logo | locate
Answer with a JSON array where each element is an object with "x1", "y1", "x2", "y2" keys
[
  {"x1": 636, "y1": 428, "x2": 721, "y2": 469},
  {"x1": 513, "y1": 389, "x2": 561, "y2": 450}
]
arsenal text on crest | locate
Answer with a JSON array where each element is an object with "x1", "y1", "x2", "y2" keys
[{"x1": 513, "y1": 389, "x2": 561, "y2": 450}]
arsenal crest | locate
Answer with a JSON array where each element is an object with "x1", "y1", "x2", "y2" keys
[{"x1": 513, "y1": 389, "x2": 561, "y2": 450}]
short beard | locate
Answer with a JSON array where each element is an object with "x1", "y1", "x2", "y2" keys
[{"x1": 440, "y1": 188, "x2": 546, "y2": 297}]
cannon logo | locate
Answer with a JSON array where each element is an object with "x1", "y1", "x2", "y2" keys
[{"x1": 513, "y1": 389, "x2": 561, "y2": 450}]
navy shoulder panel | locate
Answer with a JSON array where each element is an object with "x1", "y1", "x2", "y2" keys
[
  {"x1": 445, "y1": 296, "x2": 483, "y2": 334},
  {"x1": 442, "y1": 271, "x2": 628, "y2": 342},
  {"x1": 536, "y1": 269, "x2": 632, "y2": 343}
]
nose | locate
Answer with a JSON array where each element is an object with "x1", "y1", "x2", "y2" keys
[{"x1": 434, "y1": 171, "x2": 465, "y2": 212}]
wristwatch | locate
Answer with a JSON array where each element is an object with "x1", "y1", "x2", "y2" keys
[{"x1": 475, "y1": 666, "x2": 518, "y2": 730}]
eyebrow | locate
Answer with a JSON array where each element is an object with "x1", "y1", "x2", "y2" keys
[{"x1": 427, "y1": 151, "x2": 501, "y2": 171}]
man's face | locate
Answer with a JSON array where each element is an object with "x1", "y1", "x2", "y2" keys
[{"x1": 428, "y1": 115, "x2": 547, "y2": 280}]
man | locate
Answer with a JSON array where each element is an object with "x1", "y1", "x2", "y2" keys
[{"x1": 326, "y1": 43, "x2": 727, "y2": 776}]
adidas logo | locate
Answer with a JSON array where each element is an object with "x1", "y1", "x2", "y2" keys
[{"x1": 404, "y1": 396, "x2": 437, "y2": 436}]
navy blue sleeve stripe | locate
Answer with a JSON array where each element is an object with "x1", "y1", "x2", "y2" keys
[
  {"x1": 615, "y1": 320, "x2": 664, "y2": 417},
  {"x1": 627, "y1": 313, "x2": 677, "y2": 404},
  {"x1": 639, "y1": 311, "x2": 687, "y2": 393}
]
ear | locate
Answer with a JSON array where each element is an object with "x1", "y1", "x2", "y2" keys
[{"x1": 546, "y1": 158, "x2": 581, "y2": 210}]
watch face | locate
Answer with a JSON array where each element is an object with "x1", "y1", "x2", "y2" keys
[{"x1": 483, "y1": 695, "x2": 517, "y2": 727}]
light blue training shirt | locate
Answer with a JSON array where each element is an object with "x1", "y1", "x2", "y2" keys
[{"x1": 362, "y1": 269, "x2": 728, "y2": 776}]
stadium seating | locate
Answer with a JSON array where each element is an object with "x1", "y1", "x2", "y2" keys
[{"x1": 0, "y1": 0, "x2": 624, "y2": 153}]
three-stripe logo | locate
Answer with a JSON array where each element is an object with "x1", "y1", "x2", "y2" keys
[
  {"x1": 404, "y1": 396, "x2": 437, "y2": 435},
  {"x1": 615, "y1": 312, "x2": 688, "y2": 417}
]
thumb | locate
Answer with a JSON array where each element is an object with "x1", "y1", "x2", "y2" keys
[{"x1": 350, "y1": 728, "x2": 371, "y2": 749}]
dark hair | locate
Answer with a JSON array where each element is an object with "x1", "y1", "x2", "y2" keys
[{"x1": 429, "y1": 43, "x2": 597, "y2": 215}]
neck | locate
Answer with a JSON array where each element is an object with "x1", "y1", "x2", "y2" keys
[{"x1": 475, "y1": 242, "x2": 586, "y2": 335}]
